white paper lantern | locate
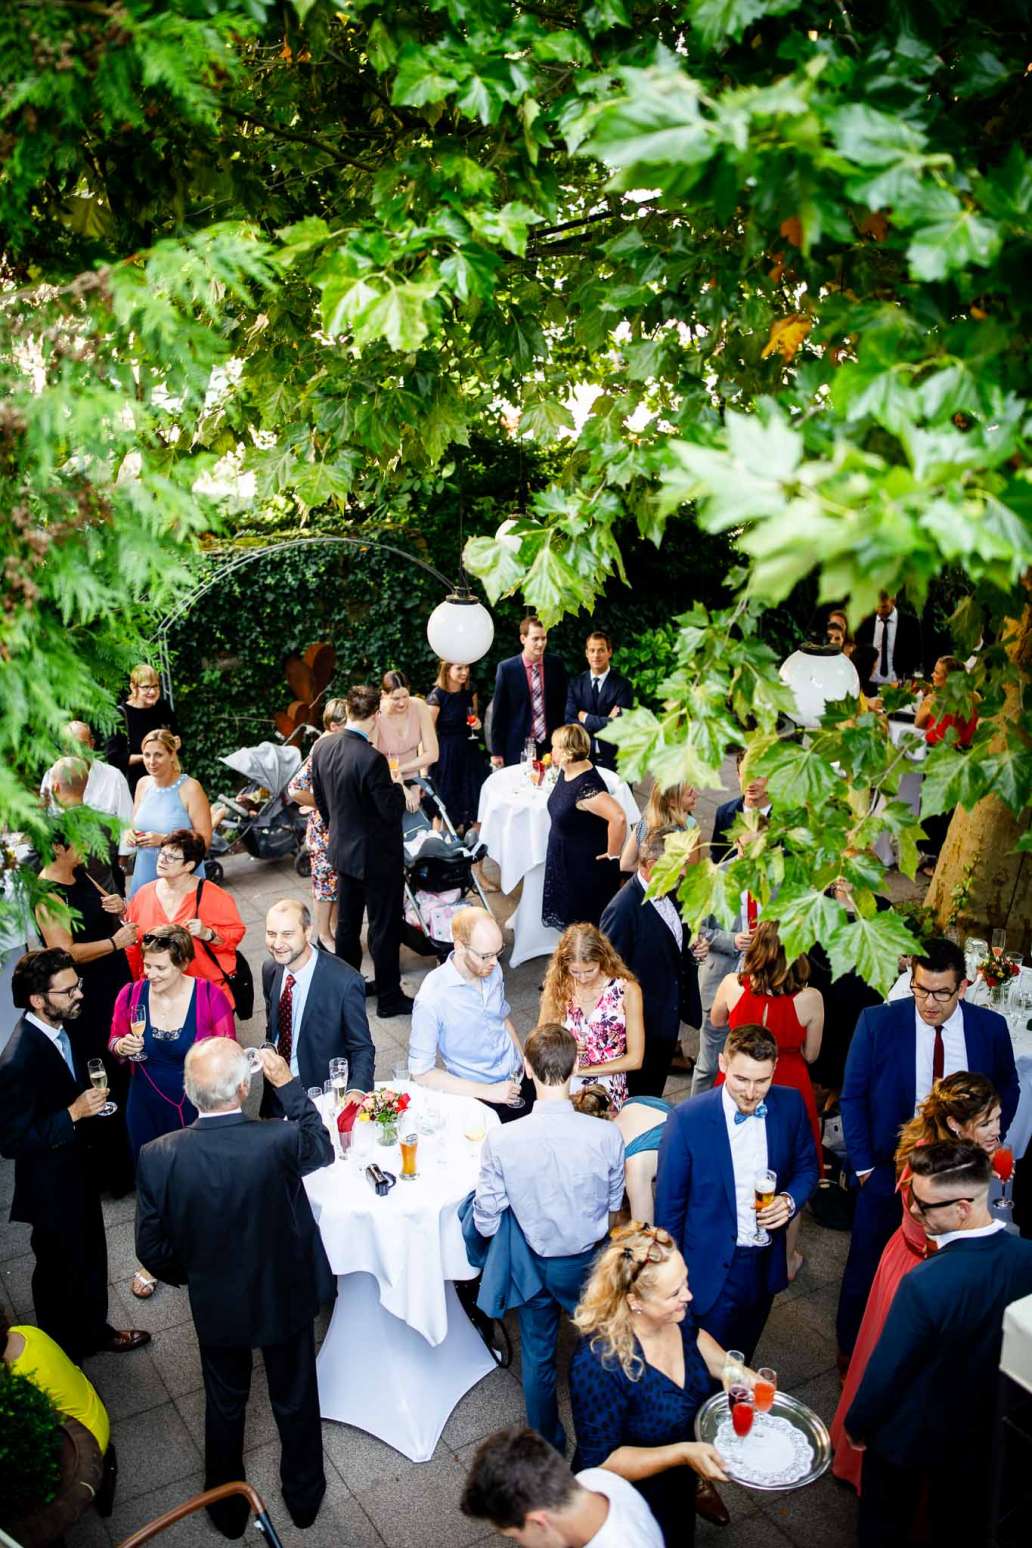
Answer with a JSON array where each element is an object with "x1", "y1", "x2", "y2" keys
[
  {"x1": 779, "y1": 645, "x2": 860, "y2": 728},
  {"x1": 426, "y1": 590, "x2": 495, "y2": 665}
]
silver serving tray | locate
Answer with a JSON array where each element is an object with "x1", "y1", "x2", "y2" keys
[{"x1": 694, "y1": 1391, "x2": 831, "y2": 1492}]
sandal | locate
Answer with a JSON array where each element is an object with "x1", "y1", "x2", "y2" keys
[{"x1": 131, "y1": 1270, "x2": 157, "y2": 1300}]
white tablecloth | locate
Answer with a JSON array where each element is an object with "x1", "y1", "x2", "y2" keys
[
  {"x1": 304, "y1": 1087, "x2": 500, "y2": 1460},
  {"x1": 477, "y1": 764, "x2": 641, "y2": 965}
]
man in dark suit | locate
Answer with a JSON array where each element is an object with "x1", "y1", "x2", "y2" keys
[
  {"x1": 311, "y1": 683, "x2": 412, "y2": 1017},
  {"x1": 656, "y1": 1023, "x2": 819, "y2": 1360},
  {"x1": 261, "y1": 898, "x2": 374, "y2": 1116},
  {"x1": 136, "y1": 1038, "x2": 334, "y2": 1538},
  {"x1": 836, "y1": 936, "x2": 1019, "y2": 1358},
  {"x1": 563, "y1": 629, "x2": 634, "y2": 772},
  {"x1": 710, "y1": 748, "x2": 771, "y2": 862},
  {"x1": 854, "y1": 590, "x2": 925, "y2": 686},
  {"x1": 600, "y1": 826, "x2": 701, "y2": 1098},
  {"x1": 489, "y1": 616, "x2": 568, "y2": 768},
  {"x1": 846, "y1": 1140, "x2": 1032, "y2": 1546},
  {"x1": 0, "y1": 949, "x2": 149, "y2": 1362}
]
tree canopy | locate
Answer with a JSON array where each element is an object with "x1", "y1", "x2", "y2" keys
[{"x1": 2, "y1": 0, "x2": 1030, "y2": 981}]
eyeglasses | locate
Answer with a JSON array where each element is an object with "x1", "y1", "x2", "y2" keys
[
  {"x1": 48, "y1": 979, "x2": 84, "y2": 997},
  {"x1": 910, "y1": 981, "x2": 960, "y2": 1003},
  {"x1": 465, "y1": 946, "x2": 500, "y2": 964},
  {"x1": 157, "y1": 850, "x2": 185, "y2": 863},
  {"x1": 910, "y1": 1192, "x2": 975, "y2": 1215},
  {"x1": 619, "y1": 1226, "x2": 673, "y2": 1286}
]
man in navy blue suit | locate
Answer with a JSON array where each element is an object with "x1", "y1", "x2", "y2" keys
[
  {"x1": 655, "y1": 1023, "x2": 819, "y2": 1360},
  {"x1": 563, "y1": 629, "x2": 634, "y2": 771},
  {"x1": 836, "y1": 937, "x2": 1019, "y2": 1359},
  {"x1": 489, "y1": 617, "x2": 568, "y2": 769},
  {"x1": 846, "y1": 1140, "x2": 1032, "y2": 1546},
  {"x1": 710, "y1": 749, "x2": 770, "y2": 862}
]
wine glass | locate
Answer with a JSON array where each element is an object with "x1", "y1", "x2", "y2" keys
[
  {"x1": 753, "y1": 1367, "x2": 777, "y2": 1433},
  {"x1": 992, "y1": 928, "x2": 1008, "y2": 952},
  {"x1": 466, "y1": 712, "x2": 478, "y2": 742},
  {"x1": 128, "y1": 1006, "x2": 148, "y2": 1063},
  {"x1": 505, "y1": 1054, "x2": 526, "y2": 1112},
  {"x1": 86, "y1": 1059, "x2": 117, "y2": 1118},
  {"x1": 753, "y1": 1168, "x2": 778, "y2": 1246},
  {"x1": 992, "y1": 1146, "x2": 1015, "y2": 1211}
]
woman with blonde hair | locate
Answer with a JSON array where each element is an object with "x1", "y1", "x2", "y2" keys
[
  {"x1": 569, "y1": 1223, "x2": 730, "y2": 1544},
  {"x1": 540, "y1": 923, "x2": 643, "y2": 1111},
  {"x1": 127, "y1": 729, "x2": 211, "y2": 898},
  {"x1": 542, "y1": 722, "x2": 627, "y2": 930},
  {"x1": 105, "y1": 663, "x2": 180, "y2": 796},
  {"x1": 831, "y1": 1071, "x2": 1002, "y2": 1492},
  {"x1": 288, "y1": 697, "x2": 347, "y2": 950},
  {"x1": 620, "y1": 781, "x2": 700, "y2": 872}
]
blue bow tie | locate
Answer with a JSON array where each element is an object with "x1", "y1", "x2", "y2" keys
[{"x1": 734, "y1": 1103, "x2": 768, "y2": 1124}]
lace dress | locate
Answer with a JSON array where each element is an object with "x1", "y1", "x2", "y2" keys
[
  {"x1": 542, "y1": 766, "x2": 620, "y2": 929},
  {"x1": 564, "y1": 977, "x2": 631, "y2": 1111}
]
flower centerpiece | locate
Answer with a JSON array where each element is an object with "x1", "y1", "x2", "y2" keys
[
  {"x1": 359, "y1": 1087, "x2": 411, "y2": 1146},
  {"x1": 978, "y1": 946, "x2": 1020, "y2": 1007}
]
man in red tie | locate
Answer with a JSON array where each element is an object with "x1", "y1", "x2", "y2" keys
[{"x1": 836, "y1": 938, "x2": 1019, "y2": 1361}]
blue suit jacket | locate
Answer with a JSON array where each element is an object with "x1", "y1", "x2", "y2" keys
[
  {"x1": 654, "y1": 1086, "x2": 819, "y2": 1317},
  {"x1": 488, "y1": 652, "x2": 568, "y2": 766},
  {"x1": 840, "y1": 998, "x2": 1019, "y2": 1186},
  {"x1": 710, "y1": 795, "x2": 744, "y2": 863},
  {"x1": 846, "y1": 1230, "x2": 1032, "y2": 1469},
  {"x1": 564, "y1": 669, "x2": 634, "y2": 770}
]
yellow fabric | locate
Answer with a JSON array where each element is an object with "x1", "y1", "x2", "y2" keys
[{"x1": 10, "y1": 1325, "x2": 110, "y2": 1453}]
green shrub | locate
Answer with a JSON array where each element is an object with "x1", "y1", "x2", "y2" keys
[{"x1": 0, "y1": 1361, "x2": 63, "y2": 1526}]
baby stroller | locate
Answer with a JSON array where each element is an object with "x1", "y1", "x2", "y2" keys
[
  {"x1": 402, "y1": 778, "x2": 493, "y2": 959},
  {"x1": 206, "y1": 740, "x2": 308, "y2": 884}
]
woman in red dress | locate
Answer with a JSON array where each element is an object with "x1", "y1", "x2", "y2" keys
[
  {"x1": 710, "y1": 920, "x2": 824, "y2": 1279},
  {"x1": 830, "y1": 1071, "x2": 1002, "y2": 1492}
]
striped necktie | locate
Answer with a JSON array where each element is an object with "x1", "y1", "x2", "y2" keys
[{"x1": 530, "y1": 661, "x2": 546, "y2": 742}]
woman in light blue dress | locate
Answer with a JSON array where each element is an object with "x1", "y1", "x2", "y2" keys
[
  {"x1": 128, "y1": 729, "x2": 211, "y2": 897},
  {"x1": 572, "y1": 1084, "x2": 673, "y2": 1223}
]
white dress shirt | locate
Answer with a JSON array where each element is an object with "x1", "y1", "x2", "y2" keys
[
  {"x1": 25, "y1": 1011, "x2": 76, "y2": 1077},
  {"x1": 590, "y1": 669, "x2": 611, "y2": 692},
  {"x1": 913, "y1": 1000, "x2": 967, "y2": 1108},
  {"x1": 870, "y1": 609, "x2": 899, "y2": 684},
  {"x1": 638, "y1": 869, "x2": 683, "y2": 950},
  {"x1": 936, "y1": 1220, "x2": 1006, "y2": 1249},
  {"x1": 722, "y1": 1084, "x2": 769, "y2": 1246},
  {"x1": 278, "y1": 947, "x2": 319, "y2": 1078}
]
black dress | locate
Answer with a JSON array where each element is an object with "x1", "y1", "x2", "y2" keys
[
  {"x1": 542, "y1": 766, "x2": 621, "y2": 930},
  {"x1": 426, "y1": 685, "x2": 486, "y2": 830},
  {"x1": 105, "y1": 698, "x2": 180, "y2": 795}
]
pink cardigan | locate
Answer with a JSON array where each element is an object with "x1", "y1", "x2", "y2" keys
[{"x1": 109, "y1": 977, "x2": 236, "y2": 1056}]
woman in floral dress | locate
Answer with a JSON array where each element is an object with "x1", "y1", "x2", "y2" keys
[
  {"x1": 539, "y1": 923, "x2": 644, "y2": 1111},
  {"x1": 288, "y1": 699, "x2": 346, "y2": 952}
]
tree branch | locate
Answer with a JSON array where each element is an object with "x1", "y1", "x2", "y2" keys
[{"x1": 220, "y1": 105, "x2": 376, "y2": 173}]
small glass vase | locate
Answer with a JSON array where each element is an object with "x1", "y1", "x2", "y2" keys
[
  {"x1": 377, "y1": 1119, "x2": 399, "y2": 1147},
  {"x1": 987, "y1": 983, "x2": 1006, "y2": 1010}
]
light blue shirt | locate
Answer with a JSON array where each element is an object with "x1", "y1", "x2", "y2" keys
[
  {"x1": 277, "y1": 947, "x2": 319, "y2": 1079},
  {"x1": 408, "y1": 954, "x2": 515, "y2": 1083},
  {"x1": 474, "y1": 1098, "x2": 626, "y2": 1257}
]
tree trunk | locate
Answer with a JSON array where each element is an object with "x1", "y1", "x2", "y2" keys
[{"x1": 928, "y1": 593, "x2": 1032, "y2": 953}]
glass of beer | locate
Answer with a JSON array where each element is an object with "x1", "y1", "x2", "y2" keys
[
  {"x1": 128, "y1": 1006, "x2": 148, "y2": 1062},
  {"x1": 400, "y1": 1131, "x2": 418, "y2": 1180},
  {"x1": 754, "y1": 1168, "x2": 778, "y2": 1245},
  {"x1": 86, "y1": 1059, "x2": 117, "y2": 1117}
]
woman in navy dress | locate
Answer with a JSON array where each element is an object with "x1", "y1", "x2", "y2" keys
[
  {"x1": 426, "y1": 660, "x2": 487, "y2": 831},
  {"x1": 542, "y1": 722, "x2": 627, "y2": 930},
  {"x1": 570, "y1": 1224, "x2": 731, "y2": 1546}
]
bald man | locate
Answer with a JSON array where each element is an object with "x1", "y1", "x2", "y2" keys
[
  {"x1": 136, "y1": 1039, "x2": 333, "y2": 1536},
  {"x1": 42, "y1": 723, "x2": 133, "y2": 834},
  {"x1": 46, "y1": 755, "x2": 129, "y2": 894},
  {"x1": 260, "y1": 899, "x2": 374, "y2": 1116}
]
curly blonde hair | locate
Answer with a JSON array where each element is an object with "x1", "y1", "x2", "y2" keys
[
  {"x1": 540, "y1": 923, "x2": 637, "y2": 1021},
  {"x1": 740, "y1": 919, "x2": 809, "y2": 996},
  {"x1": 573, "y1": 1223, "x2": 680, "y2": 1380},
  {"x1": 895, "y1": 1072, "x2": 999, "y2": 1175}
]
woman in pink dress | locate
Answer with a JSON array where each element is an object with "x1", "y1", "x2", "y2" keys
[
  {"x1": 830, "y1": 1071, "x2": 1002, "y2": 1492},
  {"x1": 371, "y1": 670, "x2": 439, "y2": 815},
  {"x1": 539, "y1": 923, "x2": 644, "y2": 1111}
]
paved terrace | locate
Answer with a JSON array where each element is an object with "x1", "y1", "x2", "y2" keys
[{"x1": 1, "y1": 772, "x2": 862, "y2": 1548}]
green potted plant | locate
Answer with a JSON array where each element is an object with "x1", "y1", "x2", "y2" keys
[{"x1": 0, "y1": 1362, "x2": 103, "y2": 1545}]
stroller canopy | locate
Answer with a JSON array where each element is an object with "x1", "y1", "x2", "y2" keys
[{"x1": 220, "y1": 742, "x2": 302, "y2": 794}]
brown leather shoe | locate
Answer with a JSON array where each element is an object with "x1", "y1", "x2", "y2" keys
[
  {"x1": 99, "y1": 1329, "x2": 152, "y2": 1353},
  {"x1": 695, "y1": 1478, "x2": 730, "y2": 1526}
]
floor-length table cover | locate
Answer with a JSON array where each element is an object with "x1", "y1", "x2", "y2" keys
[
  {"x1": 304, "y1": 1088, "x2": 501, "y2": 1461},
  {"x1": 477, "y1": 764, "x2": 641, "y2": 965}
]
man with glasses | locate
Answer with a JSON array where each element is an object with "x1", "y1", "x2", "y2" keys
[
  {"x1": 845, "y1": 1141, "x2": 1032, "y2": 1546},
  {"x1": 0, "y1": 949, "x2": 150, "y2": 1361},
  {"x1": 837, "y1": 937, "x2": 1019, "y2": 1361},
  {"x1": 409, "y1": 906, "x2": 532, "y2": 1121}
]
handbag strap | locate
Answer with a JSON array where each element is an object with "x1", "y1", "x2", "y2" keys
[{"x1": 192, "y1": 879, "x2": 231, "y2": 984}]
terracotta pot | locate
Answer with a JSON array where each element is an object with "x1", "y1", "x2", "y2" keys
[{"x1": 7, "y1": 1418, "x2": 104, "y2": 1547}]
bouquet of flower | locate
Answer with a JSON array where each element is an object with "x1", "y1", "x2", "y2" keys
[
  {"x1": 358, "y1": 1086, "x2": 411, "y2": 1141},
  {"x1": 978, "y1": 947, "x2": 1020, "y2": 991}
]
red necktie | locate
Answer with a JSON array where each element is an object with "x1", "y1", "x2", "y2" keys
[
  {"x1": 746, "y1": 893, "x2": 758, "y2": 930},
  {"x1": 277, "y1": 973, "x2": 295, "y2": 1063},
  {"x1": 530, "y1": 661, "x2": 546, "y2": 742},
  {"x1": 932, "y1": 1026, "x2": 944, "y2": 1084}
]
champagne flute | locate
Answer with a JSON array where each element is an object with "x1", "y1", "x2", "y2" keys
[
  {"x1": 721, "y1": 1349, "x2": 746, "y2": 1394},
  {"x1": 729, "y1": 1384, "x2": 755, "y2": 1444},
  {"x1": 506, "y1": 1054, "x2": 526, "y2": 1112},
  {"x1": 328, "y1": 1057, "x2": 349, "y2": 1113},
  {"x1": 86, "y1": 1059, "x2": 117, "y2": 1118},
  {"x1": 128, "y1": 1005, "x2": 148, "y2": 1062},
  {"x1": 753, "y1": 1367, "x2": 777, "y2": 1433},
  {"x1": 754, "y1": 1168, "x2": 778, "y2": 1246}
]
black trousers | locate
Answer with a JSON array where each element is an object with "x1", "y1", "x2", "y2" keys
[
  {"x1": 335, "y1": 867, "x2": 403, "y2": 1004},
  {"x1": 627, "y1": 1033, "x2": 678, "y2": 1099},
  {"x1": 30, "y1": 1186, "x2": 111, "y2": 1364},
  {"x1": 836, "y1": 1172, "x2": 900, "y2": 1355},
  {"x1": 860, "y1": 1448, "x2": 991, "y2": 1547},
  {"x1": 479, "y1": 1077, "x2": 537, "y2": 1124},
  {"x1": 199, "y1": 1323, "x2": 325, "y2": 1533}
]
